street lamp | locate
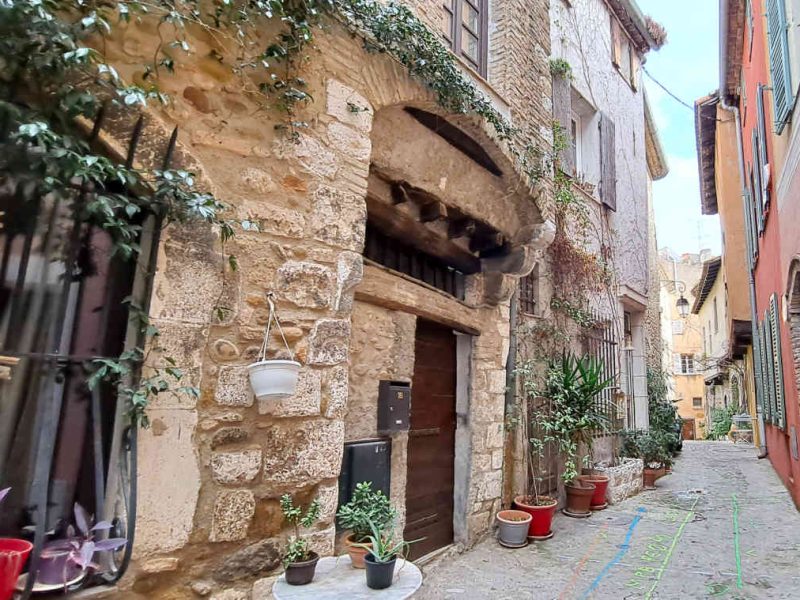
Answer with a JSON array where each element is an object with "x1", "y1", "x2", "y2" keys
[{"x1": 676, "y1": 294, "x2": 690, "y2": 318}]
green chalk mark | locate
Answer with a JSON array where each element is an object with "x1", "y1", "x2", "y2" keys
[
  {"x1": 644, "y1": 496, "x2": 700, "y2": 600},
  {"x1": 732, "y1": 493, "x2": 744, "y2": 589}
]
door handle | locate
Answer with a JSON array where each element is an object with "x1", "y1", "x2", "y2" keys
[{"x1": 0, "y1": 355, "x2": 19, "y2": 381}]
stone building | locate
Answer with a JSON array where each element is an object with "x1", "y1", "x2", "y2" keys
[
  {"x1": 502, "y1": 0, "x2": 665, "y2": 506},
  {"x1": 0, "y1": 1, "x2": 560, "y2": 598}
]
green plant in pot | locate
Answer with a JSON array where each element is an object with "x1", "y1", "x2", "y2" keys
[
  {"x1": 353, "y1": 518, "x2": 418, "y2": 590},
  {"x1": 636, "y1": 431, "x2": 664, "y2": 490},
  {"x1": 336, "y1": 482, "x2": 395, "y2": 569},
  {"x1": 280, "y1": 495, "x2": 321, "y2": 586},
  {"x1": 542, "y1": 353, "x2": 612, "y2": 517}
]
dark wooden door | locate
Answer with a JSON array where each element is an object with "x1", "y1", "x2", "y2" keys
[
  {"x1": 682, "y1": 418, "x2": 696, "y2": 441},
  {"x1": 404, "y1": 320, "x2": 456, "y2": 560}
]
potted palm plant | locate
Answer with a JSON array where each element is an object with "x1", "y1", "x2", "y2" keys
[
  {"x1": 280, "y1": 495, "x2": 321, "y2": 585},
  {"x1": 336, "y1": 482, "x2": 395, "y2": 568},
  {"x1": 353, "y1": 518, "x2": 418, "y2": 590},
  {"x1": 543, "y1": 354, "x2": 612, "y2": 518}
]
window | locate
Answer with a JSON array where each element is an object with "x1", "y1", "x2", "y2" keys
[
  {"x1": 443, "y1": 0, "x2": 489, "y2": 77},
  {"x1": 569, "y1": 113, "x2": 581, "y2": 177},
  {"x1": 766, "y1": 0, "x2": 794, "y2": 133},
  {"x1": 693, "y1": 397, "x2": 703, "y2": 408},
  {"x1": 611, "y1": 17, "x2": 639, "y2": 89},
  {"x1": 746, "y1": 0, "x2": 754, "y2": 59},
  {"x1": 672, "y1": 320, "x2": 685, "y2": 335},
  {"x1": 519, "y1": 264, "x2": 539, "y2": 315},
  {"x1": 679, "y1": 354, "x2": 696, "y2": 375}
]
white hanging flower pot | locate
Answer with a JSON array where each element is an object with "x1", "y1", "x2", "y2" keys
[
  {"x1": 248, "y1": 359, "x2": 301, "y2": 400},
  {"x1": 247, "y1": 292, "x2": 300, "y2": 401}
]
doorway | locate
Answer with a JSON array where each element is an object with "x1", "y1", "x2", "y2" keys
[
  {"x1": 682, "y1": 418, "x2": 696, "y2": 441},
  {"x1": 404, "y1": 319, "x2": 456, "y2": 559}
]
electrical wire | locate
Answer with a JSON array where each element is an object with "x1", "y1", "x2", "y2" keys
[{"x1": 643, "y1": 66, "x2": 726, "y2": 123}]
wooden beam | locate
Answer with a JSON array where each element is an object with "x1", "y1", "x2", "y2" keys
[
  {"x1": 366, "y1": 193, "x2": 481, "y2": 274},
  {"x1": 420, "y1": 201, "x2": 447, "y2": 223},
  {"x1": 448, "y1": 218, "x2": 476, "y2": 239},
  {"x1": 469, "y1": 231, "x2": 505, "y2": 253}
]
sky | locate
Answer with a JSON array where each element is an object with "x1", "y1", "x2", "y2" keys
[{"x1": 638, "y1": 0, "x2": 722, "y2": 256}]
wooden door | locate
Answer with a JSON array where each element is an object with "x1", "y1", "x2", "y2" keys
[
  {"x1": 682, "y1": 418, "x2": 696, "y2": 441},
  {"x1": 404, "y1": 320, "x2": 457, "y2": 560}
]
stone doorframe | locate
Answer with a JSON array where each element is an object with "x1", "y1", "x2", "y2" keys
[{"x1": 785, "y1": 258, "x2": 800, "y2": 404}]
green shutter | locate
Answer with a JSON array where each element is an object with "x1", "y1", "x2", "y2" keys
[
  {"x1": 752, "y1": 130, "x2": 765, "y2": 233},
  {"x1": 753, "y1": 322, "x2": 765, "y2": 415},
  {"x1": 770, "y1": 294, "x2": 787, "y2": 429},
  {"x1": 765, "y1": 313, "x2": 779, "y2": 424},
  {"x1": 767, "y1": 0, "x2": 794, "y2": 133},
  {"x1": 761, "y1": 319, "x2": 775, "y2": 423},
  {"x1": 743, "y1": 188, "x2": 756, "y2": 269}
]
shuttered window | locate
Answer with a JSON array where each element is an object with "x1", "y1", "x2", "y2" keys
[
  {"x1": 766, "y1": 0, "x2": 794, "y2": 133},
  {"x1": 770, "y1": 294, "x2": 787, "y2": 429},
  {"x1": 519, "y1": 264, "x2": 539, "y2": 315},
  {"x1": 751, "y1": 129, "x2": 765, "y2": 234},
  {"x1": 756, "y1": 83, "x2": 770, "y2": 211},
  {"x1": 600, "y1": 112, "x2": 616, "y2": 211},
  {"x1": 443, "y1": 0, "x2": 489, "y2": 77},
  {"x1": 761, "y1": 319, "x2": 774, "y2": 422},
  {"x1": 754, "y1": 322, "x2": 767, "y2": 420}
]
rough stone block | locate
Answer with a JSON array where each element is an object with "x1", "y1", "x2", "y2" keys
[
  {"x1": 491, "y1": 450, "x2": 504, "y2": 470},
  {"x1": 211, "y1": 449, "x2": 263, "y2": 484},
  {"x1": 322, "y1": 366, "x2": 349, "y2": 419},
  {"x1": 308, "y1": 319, "x2": 351, "y2": 365},
  {"x1": 211, "y1": 589, "x2": 250, "y2": 600},
  {"x1": 212, "y1": 539, "x2": 281, "y2": 582},
  {"x1": 215, "y1": 366, "x2": 254, "y2": 407},
  {"x1": 273, "y1": 134, "x2": 338, "y2": 180},
  {"x1": 311, "y1": 187, "x2": 366, "y2": 252},
  {"x1": 315, "y1": 481, "x2": 340, "y2": 524},
  {"x1": 251, "y1": 575, "x2": 279, "y2": 600},
  {"x1": 210, "y1": 490, "x2": 256, "y2": 542},
  {"x1": 263, "y1": 420, "x2": 344, "y2": 489},
  {"x1": 258, "y1": 369, "x2": 321, "y2": 417},
  {"x1": 334, "y1": 251, "x2": 364, "y2": 313},
  {"x1": 210, "y1": 427, "x2": 249, "y2": 449},
  {"x1": 307, "y1": 524, "x2": 336, "y2": 556},
  {"x1": 140, "y1": 557, "x2": 179, "y2": 574},
  {"x1": 327, "y1": 121, "x2": 372, "y2": 161},
  {"x1": 326, "y1": 79, "x2": 373, "y2": 133},
  {"x1": 485, "y1": 422, "x2": 504, "y2": 449},
  {"x1": 276, "y1": 261, "x2": 336, "y2": 309}
]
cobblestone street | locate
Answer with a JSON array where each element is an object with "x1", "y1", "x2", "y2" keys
[{"x1": 418, "y1": 442, "x2": 800, "y2": 599}]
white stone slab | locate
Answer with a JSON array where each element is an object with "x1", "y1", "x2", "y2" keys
[{"x1": 272, "y1": 556, "x2": 422, "y2": 600}]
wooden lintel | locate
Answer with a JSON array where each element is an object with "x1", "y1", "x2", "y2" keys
[
  {"x1": 420, "y1": 201, "x2": 448, "y2": 223},
  {"x1": 448, "y1": 219, "x2": 476, "y2": 239},
  {"x1": 366, "y1": 194, "x2": 481, "y2": 274},
  {"x1": 469, "y1": 232, "x2": 506, "y2": 253}
]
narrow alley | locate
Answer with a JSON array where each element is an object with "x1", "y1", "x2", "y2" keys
[{"x1": 418, "y1": 442, "x2": 800, "y2": 600}]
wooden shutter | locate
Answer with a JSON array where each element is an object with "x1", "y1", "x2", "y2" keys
[
  {"x1": 753, "y1": 323, "x2": 765, "y2": 415},
  {"x1": 744, "y1": 187, "x2": 755, "y2": 270},
  {"x1": 767, "y1": 0, "x2": 793, "y2": 133},
  {"x1": 611, "y1": 19, "x2": 622, "y2": 67},
  {"x1": 756, "y1": 84, "x2": 771, "y2": 210},
  {"x1": 552, "y1": 73, "x2": 575, "y2": 176},
  {"x1": 770, "y1": 294, "x2": 786, "y2": 429},
  {"x1": 751, "y1": 130, "x2": 765, "y2": 232},
  {"x1": 764, "y1": 315, "x2": 778, "y2": 424},
  {"x1": 630, "y1": 51, "x2": 641, "y2": 90},
  {"x1": 759, "y1": 320, "x2": 771, "y2": 422},
  {"x1": 600, "y1": 112, "x2": 617, "y2": 211}
]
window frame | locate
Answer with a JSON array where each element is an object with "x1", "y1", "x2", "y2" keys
[
  {"x1": 680, "y1": 353, "x2": 696, "y2": 375},
  {"x1": 443, "y1": 0, "x2": 489, "y2": 78},
  {"x1": 518, "y1": 264, "x2": 540, "y2": 316},
  {"x1": 692, "y1": 397, "x2": 703, "y2": 408}
]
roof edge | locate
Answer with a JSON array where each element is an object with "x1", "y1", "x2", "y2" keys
[
  {"x1": 645, "y1": 91, "x2": 669, "y2": 180},
  {"x1": 691, "y1": 256, "x2": 723, "y2": 313}
]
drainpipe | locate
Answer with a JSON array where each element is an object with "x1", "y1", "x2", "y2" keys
[
  {"x1": 718, "y1": 92, "x2": 768, "y2": 456},
  {"x1": 502, "y1": 290, "x2": 519, "y2": 506}
]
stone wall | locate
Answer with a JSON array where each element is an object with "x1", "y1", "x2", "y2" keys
[
  {"x1": 89, "y1": 1, "x2": 555, "y2": 596},
  {"x1": 595, "y1": 458, "x2": 644, "y2": 505}
]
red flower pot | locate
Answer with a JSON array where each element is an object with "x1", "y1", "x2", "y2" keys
[
  {"x1": 513, "y1": 496, "x2": 557, "y2": 538},
  {"x1": 0, "y1": 538, "x2": 33, "y2": 600},
  {"x1": 578, "y1": 475, "x2": 610, "y2": 509}
]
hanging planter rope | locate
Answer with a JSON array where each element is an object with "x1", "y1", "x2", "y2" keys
[{"x1": 247, "y1": 292, "x2": 301, "y2": 401}]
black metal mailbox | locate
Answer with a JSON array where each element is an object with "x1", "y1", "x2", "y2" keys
[{"x1": 377, "y1": 380, "x2": 411, "y2": 434}]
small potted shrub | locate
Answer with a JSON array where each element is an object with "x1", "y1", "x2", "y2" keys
[
  {"x1": 496, "y1": 510, "x2": 532, "y2": 548},
  {"x1": 513, "y1": 433, "x2": 558, "y2": 540},
  {"x1": 0, "y1": 488, "x2": 34, "y2": 598},
  {"x1": 636, "y1": 432, "x2": 663, "y2": 490},
  {"x1": 280, "y1": 495, "x2": 322, "y2": 586},
  {"x1": 353, "y1": 519, "x2": 417, "y2": 590},
  {"x1": 336, "y1": 482, "x2": 395, "y2": 568},
  {"x1": 36, "y1": 503, "x2": 127, "y2": 587}
]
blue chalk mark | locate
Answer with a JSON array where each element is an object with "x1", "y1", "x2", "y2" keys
[{"x1": 579, "y1": 507, "x2": 647, "y2": 599}]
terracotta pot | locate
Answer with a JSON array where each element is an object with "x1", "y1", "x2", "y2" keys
[
  {"x1": 643, "y1": 468, "x2": 658, "y2": 489},
  {"x1": 656, "y1": 466, "x2": 667, "y2": 480},
  {"x1": 284, "y1": 552, "x2": 319, "y2": 586},
  {"x1": 513, "y1": 495, "x2": 557, "y2": 538},
  {"x1": 578, "y1": 474, "x2": 609, "y2": 508},
  {"x1": 344, "y1": 533, "x2": 371, "y2": 569},
  {"x1": 565, "y1": 481, "x2": 596, "y2": 516},
  {"x1": 496, "y1": 510, "x2": 532, "y2": 547}
]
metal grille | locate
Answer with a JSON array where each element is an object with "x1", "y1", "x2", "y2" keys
[
  {"x1": 0, "y1": 111, "x2": 172, "y2": 597},
  {"x1": 582, "y1": 316, "x2": 622, "y2": 433},
  {"x1": 364, "y1": 223, "x2": 466, "y2": 300},
  {"x1": 518, "y1": 265, "x2": 539, "y2": 315}
]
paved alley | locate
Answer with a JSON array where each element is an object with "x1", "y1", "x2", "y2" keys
[{"x1": 417, "y1": 442, "x2": 800, "y2": 599}]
